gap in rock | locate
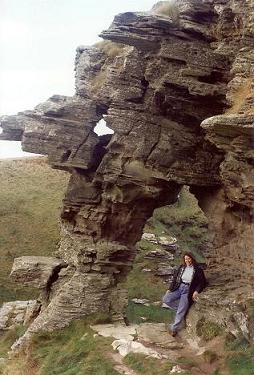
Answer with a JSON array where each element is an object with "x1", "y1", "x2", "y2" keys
[
  {"x1": 93, "y1": 118, "x2": 114, "y2": 136},
  {"x1": 146, "y1": 186, "x2": 209, "y2": 264},
  {"x1": 124, "y1": 186, "x2": 210, "y2": 325}
]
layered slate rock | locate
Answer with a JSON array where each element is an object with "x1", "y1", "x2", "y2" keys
[
  {"x1": 0, "y1": 300, "x2": 40, "y2": 330},
  {"x1": 10, "y1": 256, "x2": 67, "y2": 289},
  {"x1": 0, "y1": 0, "x2": 253, "y2": 338}
]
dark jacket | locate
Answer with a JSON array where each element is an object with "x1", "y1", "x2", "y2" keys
[{"x1": 169, "y1": 264, "x2": 207, "y2": 306}]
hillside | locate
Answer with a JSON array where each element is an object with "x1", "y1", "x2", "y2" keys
[{"x1": 0, "y1": 157, "x2": 69, "y2": 304}]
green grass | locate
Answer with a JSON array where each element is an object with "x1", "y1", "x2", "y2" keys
[
  {"x1": 124, "y1": 267, "x2": 166, "y2": 301},
  {"x1": 225, "y1": 335, "x2": 254, "y2": 375},
  {"x1": 123, "y1": 246, "x2": 168, "y2": 301},
  {"x1": 124, "y1": 353, "x2": 200, "y2": 375},
  {"x1": 196, "y1": 318, "x2": 222, "y2": 341},
  {"x1": 122, "y1": 238, "x2": 168, "y2": 302},
  {"x1": 126, "y1": 301, "x2": 174, "y2": 324},
  {"x1": 0, "y1": 158, "x2": 68, "y2": 304},
  {"x1": 0, "y1": 325, "x2": 26, "y2": 357},
  {"x1": 124, "y1": 353, "x2": 173, "y2": 375},
  {"x1": 247, "y1": 299, "x2": 254, "y2": 320},
  {"x1": 4, "y1": 319, "x2": 120, "y2": 375}
]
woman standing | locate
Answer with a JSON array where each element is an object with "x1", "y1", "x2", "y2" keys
[{"x1": 162, "y1": 252, "x2": 206, "y2": 336}]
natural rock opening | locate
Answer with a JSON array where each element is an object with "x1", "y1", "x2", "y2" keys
[{"x1": 93, "y1": 118, "x2": 114, "y2": 136}]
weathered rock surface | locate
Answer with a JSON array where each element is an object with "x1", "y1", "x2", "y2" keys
[
  {"x1": 154, "y1": 265, "x2": 175, "y2": 277},
  {"x1": 141, "y1": 233, "x2": 177, "y2": 248},
  {"x1": 0, "y1": 300, "x2": 40, "y2": 330},
  {"x1": 0, "y1": 0, "x2": 253, "y2": 343},
  {"x1": 91, "y1": 322, "x2": 181, "y2": 359},
  {"x1": 91, "y1": 323, "x2": 138, "y2": 341},
  {"x1": 136, "y1": 322, "x2": 184, "y2": 349},
  {"x1": 170, "y1": 365, "x2": 185, "y2": 374},
  {"x1": 112, "y1": 339, "x2": 165, "y2": 359},
  {"x1": 186, "y1": 288, "x2": 254, "y2": 342},
  {"x1": 144, "y1": 249, "x2": 174, "y2": 262},
  {"x1": 10, "y1": 256, "x2": 67, "y2": 289},
  {"x1": 131, "y1": 298, "x2": 150, "y2": 306}
]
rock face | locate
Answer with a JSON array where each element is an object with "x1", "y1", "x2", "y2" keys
[
  {"x1": 0, "y1": 0, "x2": 253, "y2": 338},
  {"x1": 10, "y1": 257, "x2": 67, "y2": 289},
  {"x1": 0, "y1": 301, "x2": 40, "y2": 330}
]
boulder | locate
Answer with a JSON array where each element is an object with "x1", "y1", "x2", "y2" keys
[
  {"x1": 112, "y1": 338, "x2": 165, "y2": 359},
  {"x1": 136, "y1": 323, "x2": 184, "y2": 349},
  {"x1": 158, "y1": 236, "x2": 177, "y2": 246},
  {"x1": 10, "y1": 256, "x2": 67, "y2": 289},
  {"x1": 131, "y1": 298, "x2": 150, "y2": 306},
  {"x1": 144, "y1": 249, "x2": 174, "y2": 261},
  {"x1": 170, "y1": 365, "x2": 185, "y2": 374},
  {"x1": 90, "y1": 323, "x2": 138, "y2": 341},
  {"x1": 141, "y1": 233, "x2": 157, "y2": 243},
  {"x1": 154, "y1": 265, "x2": 175, "y2": 277}
]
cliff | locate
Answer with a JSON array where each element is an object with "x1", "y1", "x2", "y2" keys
[{"x1": 0, "y1": 0, "x2": 253, "y2": 345}]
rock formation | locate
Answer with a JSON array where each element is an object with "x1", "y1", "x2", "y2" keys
[{"x1": 0, "y1": 0, "x2": 253, "y2": 342}]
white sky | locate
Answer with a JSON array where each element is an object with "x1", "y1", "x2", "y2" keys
[{"x1": 0, "y1": 0, "x2": 156, "y2": 158}]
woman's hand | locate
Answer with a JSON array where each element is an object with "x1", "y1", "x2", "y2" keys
[{"x1": 192, "y1": 291, "x2": 199, "y2": 301}]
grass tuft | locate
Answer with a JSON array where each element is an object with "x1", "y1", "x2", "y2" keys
[
  {"x1": 95, "y1": 40, "x2": 125, "y2": 59},
  {"x1": 124, "y1": 353, "x2": 173, "y2": 375},
  {"x1": 224, "y1": 334, "x2": 254, "y2": 374},
  {"x1": 153, "y1": 1, "x2": 179, "y2": 23},
  {"x1": 90, "y1": 69, "x2": 108, "y2": 94},
  {"x1": 4, "y1": 319, "x2": 119, "y2": 375},
  {"x1": 196, "y1": 318, "x2": 222, "y2": 341}
]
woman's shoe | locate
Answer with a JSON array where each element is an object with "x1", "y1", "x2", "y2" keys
[{"x1": 171, "y1": 330, "x2": 177, "y2": 337}]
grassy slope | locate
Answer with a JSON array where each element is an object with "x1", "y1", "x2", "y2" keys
[
  {"x1": 2, "y1": 319, "x2": 121, "y2": 375},
  {"x1": 0, "y1": 157, "x2": 68, "y2": 303}
]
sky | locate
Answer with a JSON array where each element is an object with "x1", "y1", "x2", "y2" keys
[{"x1": 0, "y1": 0, "x2": 157, "y2": 158}]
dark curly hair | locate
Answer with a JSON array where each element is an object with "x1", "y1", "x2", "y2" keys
[{"x1": 182, "y1": 252, "x2": 197, "y2": 265}]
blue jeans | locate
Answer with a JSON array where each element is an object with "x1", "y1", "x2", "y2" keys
[{"x1": 162, "y1": 283, "x2": 190, "y2": 332}]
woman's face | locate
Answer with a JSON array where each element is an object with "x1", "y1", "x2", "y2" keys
[{"x1": 184, "y1": 255, "x2": 193, "y2": 266}]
